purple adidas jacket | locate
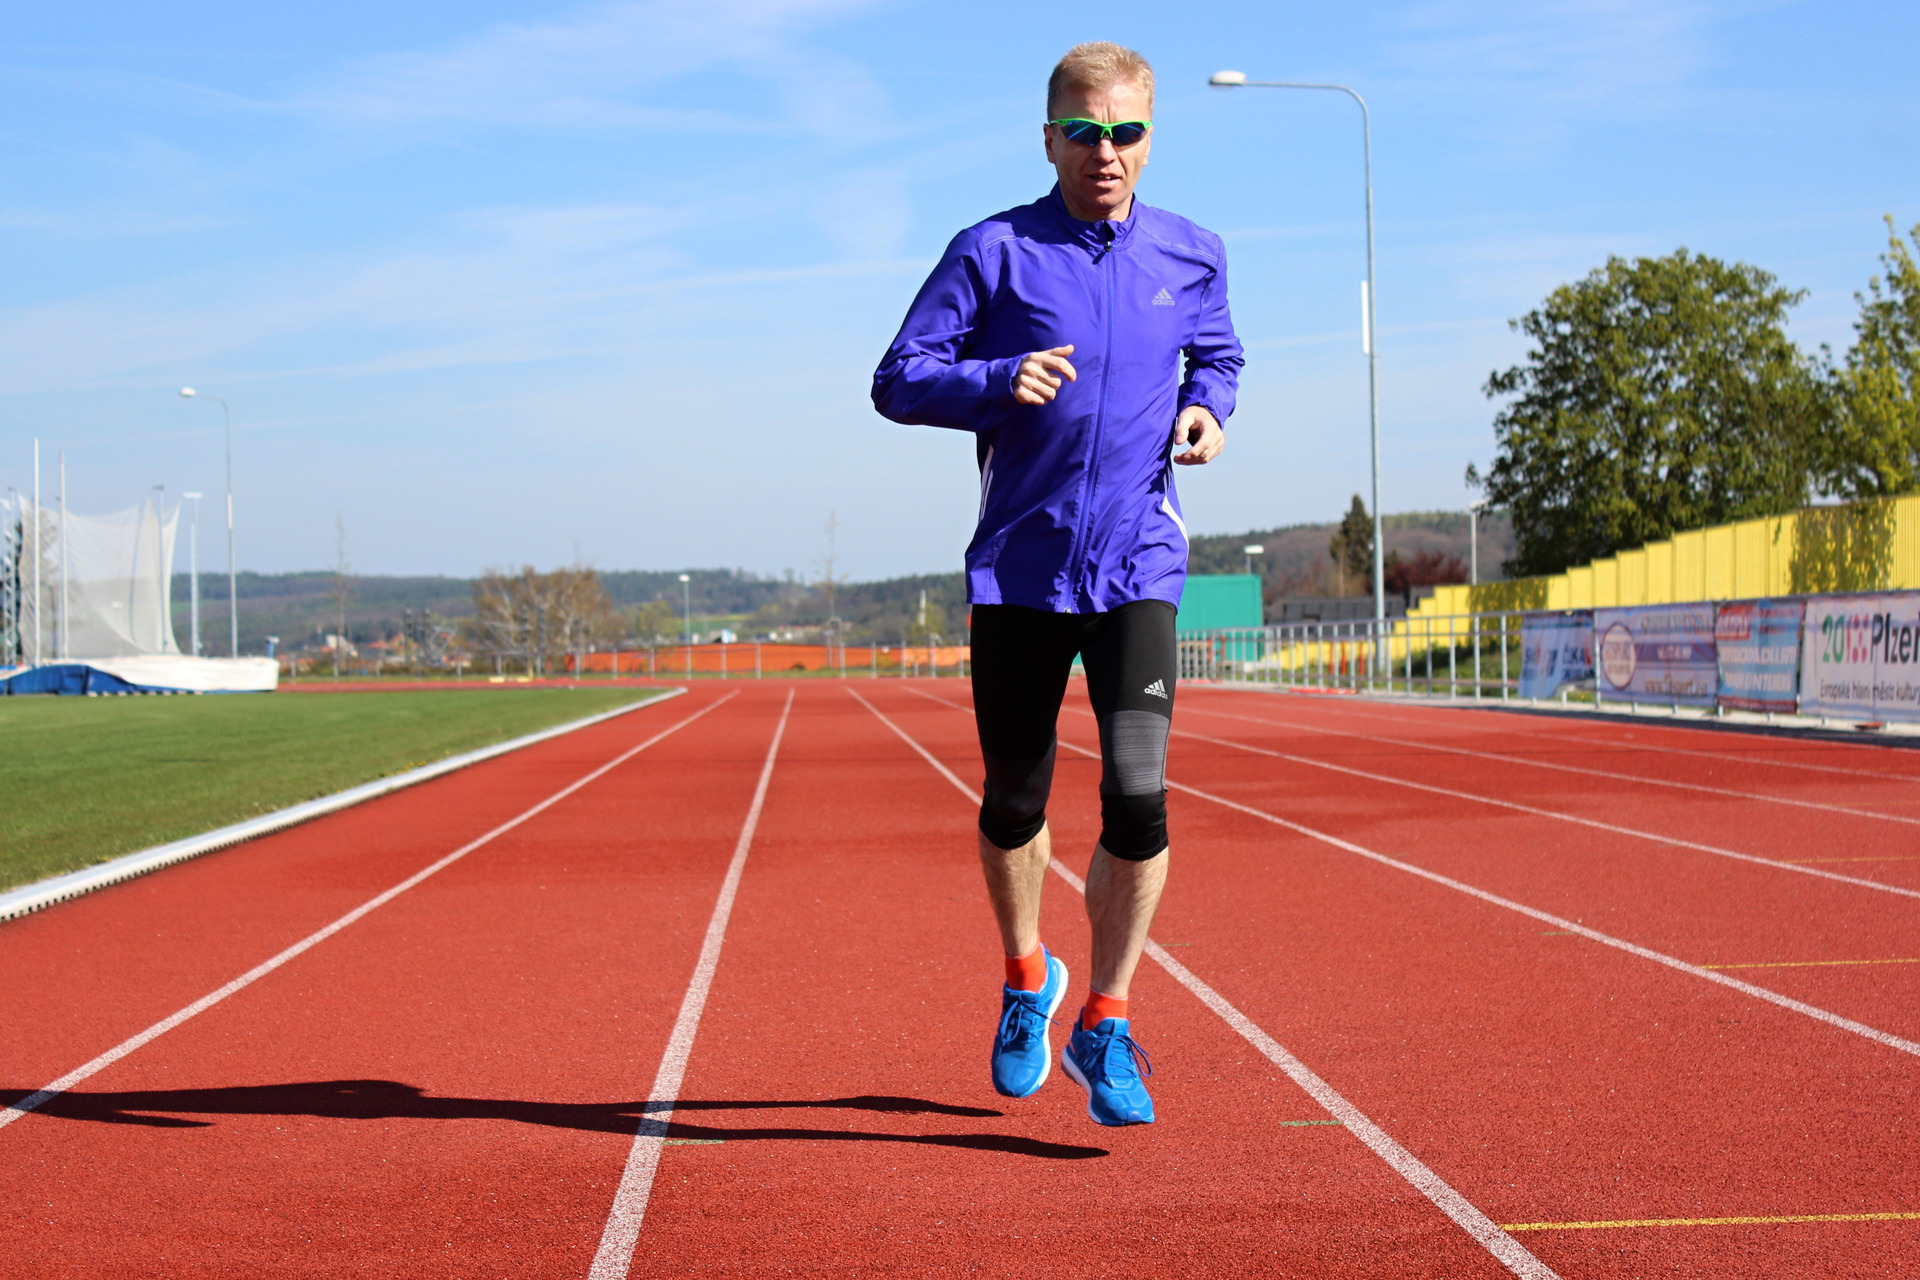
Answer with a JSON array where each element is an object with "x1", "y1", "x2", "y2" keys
[{"x1": 872, "y1": 186, "x2": 1244, "y2": 614}]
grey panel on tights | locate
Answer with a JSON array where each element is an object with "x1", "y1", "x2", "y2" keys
[{"x1": 1103, "y1": 708, "x2": 1170, "y2": 795}]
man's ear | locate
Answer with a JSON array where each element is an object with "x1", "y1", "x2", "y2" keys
[{"x1": 1042, "y1": 124, "x2": 1056, "y2": 165}]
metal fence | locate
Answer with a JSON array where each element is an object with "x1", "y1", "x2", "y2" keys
[
  {"x1": 1178, "y1": 611, "x2": 1528, "y2": 700},
  {"x1": 1182, "y1": 590, "x2": 1920, "y2": 727}
]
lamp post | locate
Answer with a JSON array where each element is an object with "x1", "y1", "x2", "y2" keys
[
  {"x1": 178, "y1": 388, "x2": 239, "y2": 656},
  {"x1": 1210, "y1": 69, "x2": 1385, "y2": 672},
  {"x1": 183, "y1": 493, "x2": 203, "y2": 655},
  {"x1": 1243, "y1": 543, "x2": 1265, "y2": 578},
  {"x1": 1468, "y1": 498, "x2": 1489, "y2": 587}
]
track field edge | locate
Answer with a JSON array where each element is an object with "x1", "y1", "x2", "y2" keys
[
  {"x1": 0, "y1": 686, "x2": 687, "y2": 925},
  {"x1": 1196, "y1": 682, "x2": 1920, "y2": 749}
]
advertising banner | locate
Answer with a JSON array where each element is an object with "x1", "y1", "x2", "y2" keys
[
  {"x1": 1594, "y1": 604, "x2": 1717, "y2": 705},
  {"x1": 1799, "y1": 592, "x2": 1920, "y2": 721},
  {"x1": 1715, "y1": 599, "x2": 1804, "y2": 713},
  {"x1": 1519, "y1": 611, "x2": 1594, "y2": 698}
]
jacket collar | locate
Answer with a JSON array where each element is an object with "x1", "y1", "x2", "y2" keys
[{"x1": 1047, "y1": 184, "x2": 1140, "y2": 253}]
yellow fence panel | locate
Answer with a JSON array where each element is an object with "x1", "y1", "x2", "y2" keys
[
  {"x1": 1617, "y1": 550, "x2": 1647, "y2": 605},
  {"x1": 1671, "y1": 531, "x2": 1705, "y2": 602},
  {"x1": 1303, "y1": 498, "x2": 1916, "y2": 647},
  {"x1": 1645, "y1": 540, "x2": 1674, "y2": 603},
  {"x1": 1732, "y1": 519, "x2": 1769, "y2": 598},
  {"x1": 1898, "y1": 495, "x2": 1920, "y2": 588},
  {"x1": 1702, "y1": 526, "x2": 1734, "y2": 598}
]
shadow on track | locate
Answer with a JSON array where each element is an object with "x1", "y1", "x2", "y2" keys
[{"x1": 1, "y1": 1081, "x2": 1107, "y2": 1160}]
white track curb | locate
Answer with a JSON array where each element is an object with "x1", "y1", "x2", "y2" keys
[{"x1": 0, "y1": 687, "x2": 686, "y2": 925}]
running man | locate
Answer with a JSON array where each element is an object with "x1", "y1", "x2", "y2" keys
[{"x1": 871, "y1": 42, "x2": 1243, "y2": 1126}]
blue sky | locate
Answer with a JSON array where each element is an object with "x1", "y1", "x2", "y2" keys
[{"x1": 2, "y1": 0, "x2": 1916, "y2": 579}]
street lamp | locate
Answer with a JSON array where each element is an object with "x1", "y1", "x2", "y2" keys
[
  {"x1": 178, "y1": 387, "x2": 239, "y2": 656},
  {"x1": 1468, "y1": 498, "x2": 1490, "y2": 587},
  {"x1": 1210, "y1": 69, "x2": 1385, "y2": 671},
  {"x1": 1243, "y1": 543, "x2": 1265, "y2": 578},
  {"x1": 182, "y1": 493, "x2": 203, "y2": 656}
]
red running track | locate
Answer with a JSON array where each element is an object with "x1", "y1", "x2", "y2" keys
[{"x1": 2, "y1": 682, "x2": 1916, "y2": 1277}]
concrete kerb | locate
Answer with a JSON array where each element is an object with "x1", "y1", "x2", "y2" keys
[{"x1": 0, "y1": 687, "x2": 688, "y2": 925}]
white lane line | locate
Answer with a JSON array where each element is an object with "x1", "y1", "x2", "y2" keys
[
  {"x1": 850, "y1": 687, "x2": 1561, "y2": 1280},
  {"x1": 901, "y1": 687, "x2": 1920, "y2": 1056},
  {"x1": 0, "y1": 689, "x2": 687, "y2": 925},
  {"x1": 588, "y1": 689, "x2": 793, "y2": 1280},
  {"x1": 1168, "y1": 715, "x2": 1920, "y2": 903},
  {"x1": 1138, "y1": 766, "x2": 1920, "y2": 1062},
  {"x1": 0, "y1": 691, "x2": 739, "y2": 1136},
  {"x1": 1185, "y1": 700, "x2": 1920, "y2": 829},
  {"x1": 1252, "y1": 693, "x2": 1920, "y2": 788}
]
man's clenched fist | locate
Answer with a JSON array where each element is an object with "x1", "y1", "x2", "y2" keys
[
  {"x1": 1013, "y1": 345, "x2": 1077, "y2": 405},
  {"x1": 1171, "y1": 405, "x2": 1223, "y2": 465}
]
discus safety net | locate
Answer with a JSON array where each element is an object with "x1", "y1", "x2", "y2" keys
[{"x1": 2, "y1": 496, "x2": 181, "y2": 663}]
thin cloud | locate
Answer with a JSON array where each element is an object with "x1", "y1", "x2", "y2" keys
[
  {"x1": 1387, "y1": 0, "x2": 1718, "y2": 152},
  {"x1": 293, "y1": 0, "x2": 883, "y2": 138},
  {"x1": 0, "y1": 194, "x2": 932, "y2": 396}
]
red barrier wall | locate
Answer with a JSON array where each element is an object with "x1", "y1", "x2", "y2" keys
[{"x1": 567, "y1": 644, "x2": 969, "y2": 675}]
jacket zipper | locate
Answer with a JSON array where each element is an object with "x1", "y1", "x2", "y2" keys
[{"x1": 1069, "y1": 231, "x2": 1115, "y2": 607}]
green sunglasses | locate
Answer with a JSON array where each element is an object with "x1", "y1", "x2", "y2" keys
[{"x1": 1047, "y1": 118, "x2": 1152, "y2": 147}]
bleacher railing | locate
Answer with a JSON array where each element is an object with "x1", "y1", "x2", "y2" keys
[
  {"x1": 1178, "y1": 612, "x2": 1525, "y2": 700},
  {"x1": 1178, "y1": 588, "x2": 1920, "y2": 724}
]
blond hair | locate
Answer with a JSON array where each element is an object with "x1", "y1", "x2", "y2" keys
[{"x1": 1047, "y1": 42, "x2": 1155, "y2": 117}]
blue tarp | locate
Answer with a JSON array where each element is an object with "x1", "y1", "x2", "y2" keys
[{"x1": 1, "y1": 663, "x2": 187, "y2": 696}]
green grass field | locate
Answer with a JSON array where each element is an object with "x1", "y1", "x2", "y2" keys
[{"x1": 2, "y1": 688, "x2": 666, "y2": 893}]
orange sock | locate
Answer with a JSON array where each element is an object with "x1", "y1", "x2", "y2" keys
[
  {"x1": 1004, "y1": 943, "x2": 1047, "y2": 993},
  {"x1": 1081, "y1": 990, "x2": 1128, "y2": 1029}
]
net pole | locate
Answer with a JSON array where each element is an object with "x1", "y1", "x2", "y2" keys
[
  {"x1": 31, "y1": 438, "x2": 40, "y2": 666},
  {"x1": 1472, "y1": 612, "x2": 1481, "y2": 698},
  {"x1": 1501, "y1": 614, "x2": 1510, "y2": 699},
  {"x1": 57, "y1": 452, "x2": 67, "y2": 660}
]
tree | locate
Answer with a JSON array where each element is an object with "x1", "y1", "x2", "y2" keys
[
  {"x1": 1468, "y1": 250, "x2": 1824, "y2": 577},
  {"x1": 629, "y1": 599, "x2": 678, "y2": 647},
  {"x1": 1327, "y1": 494, "x2": 1373, "y2": 594},
  {"x1": 466, "y1": 564, "x2": 619, "y2": 674},
  {"x1": 1384, "y1": 550, "x2": 1467, "y2": 595},
  {"x1": 1820, "y1": 218, "x2": 1920, "y2": 498}
]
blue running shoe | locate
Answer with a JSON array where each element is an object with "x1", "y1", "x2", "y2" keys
[
  {"x1": 990, "y1": 951, "x2": 1068, "y2": 1098},
  {"x1": 1061, "y1": 1016, "x2": 1155, "y2": 1126}
]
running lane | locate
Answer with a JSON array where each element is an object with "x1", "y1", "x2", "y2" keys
[
  {"x1": 903, "y1": 681, "x2": 1920, "y2": 1278},
  {"x1": 1318, "y1": 693, "x2": 1920, "y2": 790},
  {"x1": 1165, "y1": 690, "x2": 1920, "y2": 1041},
  {"x1": 0, "y1": 686, "x2": 780, "y2": 1278},
  {"x1": 1183, "y1": 687, "x2": 1920, "y2": 892},
  {"x1": 1, "y1": 689, "x2": 708, "y2": 1091},
  {"x1": 624, "y1": 681, "x2": 1530, "y2": 1278}
]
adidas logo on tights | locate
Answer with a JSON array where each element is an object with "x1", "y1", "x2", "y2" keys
[{"x1": 1143, "y1": 679, "x2": 1168, "y2": 699}]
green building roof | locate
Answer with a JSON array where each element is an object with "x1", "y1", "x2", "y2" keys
[{"x1": 1178, "y1": 574, "x2": 1263, "y2": 631}]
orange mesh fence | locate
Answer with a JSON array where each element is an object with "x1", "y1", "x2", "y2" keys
[{"x1": 567, "y1": 644, "x2": 970, "y2": 675}]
